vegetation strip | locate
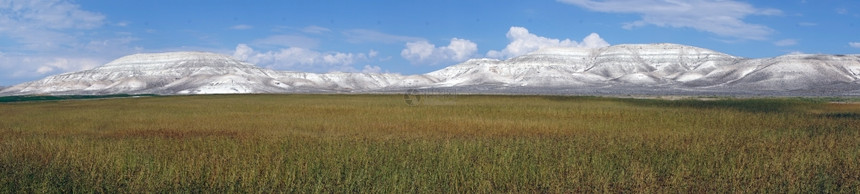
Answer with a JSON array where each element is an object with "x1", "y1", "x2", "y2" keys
[{"x1": 0, "y1": 94, "x2": 158, "y2": 103}]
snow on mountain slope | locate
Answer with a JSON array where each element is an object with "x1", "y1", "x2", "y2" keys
[
  {"x1": 2, "y1": 44, "x2": 860, "y2": 96},
  {"x1": 426, "y1": 43, "x2": 742, "y2": 87},
  {"x1": 703, "y1": 54, "x2": 860, "y2": 90},
  {"x1": 0, "y1": 52, "x2": 411, "y2": 95},
  {"x1": 418, "y1": 43, "x2": 860, "y2": 95},
  {"x1": 270, "y1": 72, "x2": 418, "y2": 92},
  {"x1": 1, "y1": 52, "x2": 273, "y2": 95},
  {"x1": 586, "y1": 44, "x2": 740, "y2": 82}
]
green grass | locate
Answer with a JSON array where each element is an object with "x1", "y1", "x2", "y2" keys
[{"x1": 1, "y1": 94, "x2": 859, "y2": 193}]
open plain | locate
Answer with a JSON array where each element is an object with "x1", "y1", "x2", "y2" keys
[{"x1": 1, "y1": 94, "x2": 859, "y2": 192}]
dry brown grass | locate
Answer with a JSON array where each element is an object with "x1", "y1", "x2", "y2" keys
[{"x1": 0, "y1": 94, "x2": 858, "y2": 192}]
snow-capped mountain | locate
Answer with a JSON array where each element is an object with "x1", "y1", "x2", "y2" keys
[
  {"x1": 2, "y1": 52, "x2": 283, "y2": 95},
  {"x1": 2, "y1": 43, "x2": 860, "y2": 96},
  {"x1": 0, "y1": 52, "x2": 426, "y2": 95},
  {"x1": 425, "y1": 43, "x2": 743, "y2": 87},
  {"x1": 420, "y1": 43, "x2": 860, "y2": 95}
]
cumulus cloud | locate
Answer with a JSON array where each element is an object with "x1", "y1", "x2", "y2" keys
[
  {"x1": 233, "y1": 44, "x2": 376, "y2": 73},
  {"x1": 851, "y1": 42, "x2": 860, "y2": 48},
  {"x1": 486, "y1": 26, "x2": 609, "y2": 59},
  {"x1": 558, "y1": 0, "x2": 781, "y2": 40},
  {"x1": 401, "y1": 38, "x2": 478, "y2": 65},
  {"x1": 774, "y1": 39, "x2": 798, "y2": 46}
]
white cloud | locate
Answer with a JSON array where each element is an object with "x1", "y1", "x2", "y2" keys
[
  {"x1": 402, "y1": 42, "x2": 434, "y2": 61},
  {"x1": 302, "y1": 25, "x2": 331, "y2": 34},
  {"x1": 486, "y1": 26, "x2": 609, "y2": 59},
  {"x1": 361, "y1": 65, "x2": 382, "y2": 73},
  {"x1": 0, "y1": 0, "x2": 104, "y2": 29},
  {"x1": 233, "y1": 44, "x2": 375, "y2": 73},
  {"x1": 774, "y1": 39, "x2": 798, "y2": 46},
  {"x1": 230, "y1": 24, "x2": 253, "y2": 30},
  {"x1": 233, "y1": 44, "x2": 254, "y2": 61},
  {"x1": 401, "y1": 38, "x2": 478, "y2": 65},
  {"x1": 0, "y1": 0, "x2": 145, "y2": 85},
  {"x1": 343, "y1": 29, "x2": 424, "y2": 44},
  {"x1": 0, "y1": 54, "x2": 104, "y2": 85},
  {"x1": 35, "y1": 57, "x2": 101, "y2": 74},
  {"x1": 581, "y1": 33, "x2": 609, "y2": 48},
  {"x1": 251, "y1": 35, "x2": 319, "y2": 49},
  {"x1": 558, "y1": 0, "x2": 781, "y2": 40},
  {"x1": 0, "y1": 0, "x2": 105, "y2": 50},
  {"x1": 84, "y1": 37, "x2": 140, "y2": 52},
  {"x1": 850, "y1": 42, "x2": 860, "y2": 48}
]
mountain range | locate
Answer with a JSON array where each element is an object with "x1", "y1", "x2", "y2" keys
[{"x1": 2, "y1": 43, "x2": 860, "y2": 96}]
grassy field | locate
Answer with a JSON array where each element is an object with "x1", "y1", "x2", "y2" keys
[{"x1": 1, "y1": 94, "x2": 859, "y2": 193}]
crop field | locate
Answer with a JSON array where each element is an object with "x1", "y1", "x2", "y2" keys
[{"x1": 1, "y1": 94, "x2": 859, "y2": 192}]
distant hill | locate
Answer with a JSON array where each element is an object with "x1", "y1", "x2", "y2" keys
[{"x1": 2, "y1": 43, "x2": 860, "y2": 96}]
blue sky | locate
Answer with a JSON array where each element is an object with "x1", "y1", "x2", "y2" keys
[{"x1": 1, "y1": 0, "x2": 859, "y2": 85}]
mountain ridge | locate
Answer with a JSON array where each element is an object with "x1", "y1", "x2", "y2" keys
[{"x1": 3, "y1": 43, "x2": 860, "y2": 96}]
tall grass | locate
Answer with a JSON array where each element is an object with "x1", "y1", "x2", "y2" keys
[{"x1": 1, "y1": 94, "x2": 858, "y2": 192}]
